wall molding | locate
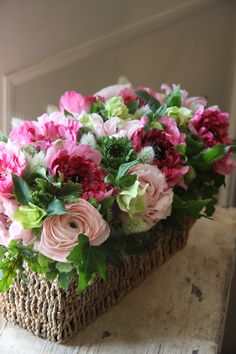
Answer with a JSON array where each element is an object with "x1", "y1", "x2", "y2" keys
[{"x1": 2, "y1": 0, "x2": 220, "y2": 131}]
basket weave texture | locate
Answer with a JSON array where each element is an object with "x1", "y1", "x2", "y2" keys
[{"x1": 0, "y1": 218, "x2": 194, "y2": 343}]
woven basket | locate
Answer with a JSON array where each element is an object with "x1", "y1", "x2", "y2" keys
[{"x1": 0, "y1": 218, "x2": 194, "y2": 343}]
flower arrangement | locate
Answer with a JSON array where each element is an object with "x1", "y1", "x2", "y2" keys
[{"x1": 0, "y1": 82, "x2": 235, "y2": 293}]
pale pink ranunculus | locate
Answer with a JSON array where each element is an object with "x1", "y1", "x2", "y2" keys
[
  {"x1": 0, "y1": 142, "x2": 26, "y2": 195},
  {"x1": 129, "y1": 164, "x2": 173, "y2": 228},
  {"x1": 0, "y1": 195, "x2": 34, "y2": 246},
  {"x1": 59, "y1": 91, "x2": 96, "y2": 114},
  {"x1": 9, "y1": 120, "x2": 45, "y2": 147},
  {"x1": 38, "y1": 199, "x2": 111, "y2": 262}
]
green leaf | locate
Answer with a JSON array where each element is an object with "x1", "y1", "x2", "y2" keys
[
  {"x1": 116, "y1": 160, "x2": 138, "y2": 180},
  {"x1": 176, "y1": 144, "x2": 186, "y2": 155},
  {"x1": 38, "y1": 253, "x2": 54, "y2": 267},
  {"x1": 47, "y1": 199, "x2": 68, "y2": 216},
  {"x1": 56, "y1": 262, "x2": 73, "y2": 273},
  {"x1": 193, "y1": 145, "x2": 230, "y2": 170},
  {"x1": 173, "y1": 195, "x2": 214, "y2": 219},
  {"x1": 127, "y1": 99, "x2": 139, "y2": 114},
  {"x1": 165, "y1": 85, "x2": 181, "y2": 107},
  {"x1": 67, "y1": 234, "x2": 106, "y2": 293},
  {"x1": 153, "y1": 104, "x2": 167, "y2": 119},
  {"x1": 116, "y1": 174, "x2": 137, "y2": 189},
  {"x1": 135, "y1": 90, "x2": 161, "y2": 112},
  {"x1": 12, "y1": 173, "x2": 31, "y2": 205},
  {"x1": 58, "y1": 272, "x2": 72, "y2": 290},
  {"x1": 0, "y1": 246, "x2": 5, "y2": 261},
  {"x1": 0, "y1": 130, "x2": 8, "y2": 143},
  {"x1": 56, "y1": 181, "x2": 82, "y2": 202}
]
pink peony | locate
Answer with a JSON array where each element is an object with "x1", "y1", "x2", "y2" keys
[
  {"x1": 0, "y1": 142, "x2": 26, "y2": 195},
  {"x1": 38, "y1": 199, "x2": 110, "y2": 262},
  {"x1": 129, "y1": 164, "x2": 173, "y2": 227},
  {"x1": 189, "y1": 106, "x2": 231, "y2": 147},
  {"x1": 59, "y1": 91, "x2": 96, "y2": 114},
  {"x1": 0, "y1": 196, "x2": 34, "y2": 246}
]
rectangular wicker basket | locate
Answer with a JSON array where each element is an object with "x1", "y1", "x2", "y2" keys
[{"x1": 0, "y1": 218, "x2": 194, "y2": 343}]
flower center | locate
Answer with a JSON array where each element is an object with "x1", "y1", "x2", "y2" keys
[{"x1": 69, "y1": 221, "x2": 78, "y2": 229}]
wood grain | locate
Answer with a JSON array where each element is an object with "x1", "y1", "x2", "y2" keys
[{"x1": 0, "y1": 206, "x2": 235, "y2": 354}]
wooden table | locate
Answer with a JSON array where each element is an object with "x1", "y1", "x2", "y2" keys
[{"x1": 0, "y1": 206, "x2": 235, "y2": 354}]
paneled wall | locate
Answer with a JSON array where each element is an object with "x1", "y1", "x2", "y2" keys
[{"x1": 0, "y1": 0, "x2": 235, "y2": 204}]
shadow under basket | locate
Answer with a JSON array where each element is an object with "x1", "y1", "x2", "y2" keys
[{"x1": 0, "y1": 218, "x2": 194, "y2": 343}]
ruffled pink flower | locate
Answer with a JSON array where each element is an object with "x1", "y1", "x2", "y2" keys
[
  {"x1": 59, "y1": 91, "x2": 96, "y2": 114},
  {"x1": 38, "y1": 112, "x2": 82, "y2": 145},
  {"x1": 38, "y1": 199, "x2": 110, "y2": 262},
  {"x1": 46, "y1": 140, "x2": 113, "y2": 201},
  {"x1": 131, "y1": 120, "x2": 188, "y2": 188},
  {"x1": 0, "y1": 142, "x2": 26, "y2": 195},
  {"x1": 129, "y1": 164, "x2": 173, "y2": 227},
  {"x1": 189, "y1": 106, "x2": 231, "y2": 147},
  {"x1": 160, "y1": 116, "x2": 186, "y2": 146},
  {"x1": 213, "y1": 150, "x2": 236, "y2": 175},
  {"x1": 0, "y1": 196, "x2": 34, "y2": 246},
  {"x1": 138, "y1": 86, "x2": 164, "y2": 104},
  {"x1": 9, "y1": 121, "x2": 45, "y2": 147},
  {"x1": 118, "y1": 87, "x2": 138, "y2": 105}
]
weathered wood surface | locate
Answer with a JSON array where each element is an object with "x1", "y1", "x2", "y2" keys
[{"x1": 0, "y1": 206, "x2": 235, "y2": 354}]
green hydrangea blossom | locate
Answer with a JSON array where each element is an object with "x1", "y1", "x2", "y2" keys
[
  {"x1": 166, "y1": 106, "x2": 192, "y2": 127},
  {"x1": 105, "y1": 97, "x2": 129, "y2": 120}
]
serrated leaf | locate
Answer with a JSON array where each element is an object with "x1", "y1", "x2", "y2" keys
[
  {"x1": 194, "y1": 145, "x2": 230, "y2": 170},
  {"x1": 58, "y1": 272, "x2": 72, "y2": 290},
  {"x1": 67, "y1": 234, "x2": 106, "y2": 293},
  {"x1": 135, "y1": 90, "x2": 161, "y2": 112},
  {"x1": 47, "y1": 199, "x2": 68, "y2": 216},
  {"x1": 12, "y1": 173, "x2": 31, "y2": 205},
  {"x1": 116, "y1": 160, "x2": 138, "y2": 180},
  {"x1": 38, "y1": 253, "x2": 54, "y2": 267},
  {"x1": 56, "y1": 262, "x2": 73, "y2": 273},
  {"x1": 0, "y1": 246, "x2": 5, "y2": 261},
  {"x1": 116, "y1": 174, "x2": 137, "y2": 189},
  {"x1": 127, "y1": 99, "x2": 139, "y2": 114},
  {"x1": 173, "y1": 195, "x2": 214, "y2": 218}
]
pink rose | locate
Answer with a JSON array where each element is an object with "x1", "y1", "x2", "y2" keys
[
  {"x1": 0, "y1": 196, "x2": 34, "y2": 246},
  {"x1": 129, "y1": 164, "x2": 173, "y2": 227},
  {"x1": 59, "y1": 91, "x2": 96, "y2": 114},
  {"x1": 0, "y1": 142, "x2": 26, "y2": 195},
  {"x1": 38, "y1": 199, "x2": 111, "y2": 262}
]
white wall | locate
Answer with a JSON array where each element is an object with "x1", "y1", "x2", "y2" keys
[{"x1": 0, "y1": 0, "x2": 235, "y2": 204}]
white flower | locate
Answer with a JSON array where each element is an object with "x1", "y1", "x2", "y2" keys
[
  {"x1": 122, "y1": 214, "x2": 150, "y2": 234},
  {"x1": 137, "y1": 146, "x2": 155, "y2": 164},
  {"x1": 80, "y1": 132, "x2": 96, "y2": 149}
]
